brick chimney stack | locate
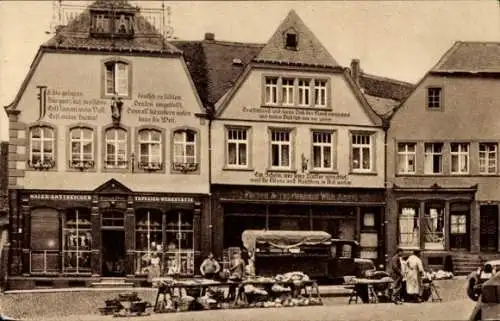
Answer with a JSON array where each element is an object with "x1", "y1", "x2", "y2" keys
[
  {"x1": 350, "y1": 59, "x2": 361, "y2": 85},
  {"x1": 204, "y1": 33, "x2": 215, "y2": 41}
]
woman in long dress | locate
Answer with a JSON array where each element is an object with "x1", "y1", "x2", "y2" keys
[{"x1": 405, "y1": 250, "x2": 425, "y2": 302}]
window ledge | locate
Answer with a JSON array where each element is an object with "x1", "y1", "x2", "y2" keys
[
  {"x1": 309, "y1": 170, "x2": 339, "y2": 175},
  {"x1": 66, "y1": 168, "x2": 98, "y2": 173},
  {"x1": 261, "y1": 105, "x2": 331, "y2": 111},
  {"x1": 223, "y1": 166, "x2": 254, "y2": 172},
  {"x1": 102, "y1": 167, "x2": 131, "y2": 173},
  {"x1": 350, "y1": 171, "x2": 377, "y2": 176}
]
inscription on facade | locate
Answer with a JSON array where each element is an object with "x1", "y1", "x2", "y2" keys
[
  {"x1": 29, "y1": 194, "x2": 92, "y2": 201},
  {"x1": 43, "y1": 88, "x2": 107, "y2": 121},
  {"x1": 220, "y1": 190, "x2": 383, "y2": 203},
  {"x1": 242, "y1": 106, "x2": 350, "y2": 123},
  {"x1": 249, "y1": 171, "x2": 352, "y2": 186},
  {"x1": 134, "y1": 196, "x2": 194, "y2": 203},
  {"x1": 128, "y1": 92, "x2": 189, "y2": 124}
]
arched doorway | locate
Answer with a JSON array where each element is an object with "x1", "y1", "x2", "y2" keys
[{"x1": 101, "y1": 211, "x2": 126, "y2": 277}]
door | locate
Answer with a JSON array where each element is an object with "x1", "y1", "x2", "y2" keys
[
  {"x1": 480, "y1": 205, "x2": 498, "y2": 252},
  {"x1": 102, "y1": 230, "x2": 126, "y2": 276},
  {"x1": 449, "y1": 203, "x2": 470, "y2": 251}
]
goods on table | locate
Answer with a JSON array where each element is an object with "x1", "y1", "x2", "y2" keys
[
  {"x1": 429, "y1": 270, "x2": 454, "y2": 280},
  {"x1": 275, "y1": 271, "x2": 310, "y2": 285},
  {"x1": 99, "y1": 292, "x2": 152, "y2": 317},
  {"x1": 271, "y1": 284, "x2": 291, "y2": 293}
]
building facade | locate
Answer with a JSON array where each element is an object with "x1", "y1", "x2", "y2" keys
[
  {"x1": 4, "y1": 0, "x2": 210, "y2": 289},
  {"x1": 386, "y1": 42, "x2": 500, "y2": 272},
  {"x1": 0, "y1": 141, "x2": 8, "y2": 290}
]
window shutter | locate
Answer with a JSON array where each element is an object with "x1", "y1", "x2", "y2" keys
[{"x1": 116, "y1": 63, "x2": 129, "y2": 95}]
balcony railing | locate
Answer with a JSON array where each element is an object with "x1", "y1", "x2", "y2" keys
[
  {"x1": 138, "y1": 162, "x2": 163, "y2": 172},
  {"x1": 173, "y1": 162, "x2": 198, "y2": 173},
  {"x1": 69, "y1": 160, "x2": 95, "y2": 170},
  {"x1": 28, "y1": 159, "x2": 56, "y2": 170}
]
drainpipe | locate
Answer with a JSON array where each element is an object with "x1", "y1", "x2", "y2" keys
[
  {"x1": 382, "y1": 118, "x2": 389, "y2": 269},
  {"x1": 207, "y1": 104, "x2": 214, "y2": 255}
]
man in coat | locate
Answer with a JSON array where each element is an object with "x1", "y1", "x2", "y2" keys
[
  {"x1": 406, "y1": 250, "x2": 425, "y2": 302},
  {"x1": 390, "y1": 248, "x2": 404, "y2": 304}
]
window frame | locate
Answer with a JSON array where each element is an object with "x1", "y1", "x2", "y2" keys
[
  {"x1": 311, "y1": 130, "x2": 335, "y2": 172},
  {"x1": 264, "y1": 77, "x2": 279, "y2": 106},
  {"x1": 450, "y1": 142, "x2": 469, "y2": 175},
  {"x1": 27, "y1": 124, "x2": 57, "y2": 171},
  {"x1": 225, "y1": 126, "x2": 251, "y2": 169},
  {"x1": 136, "y1": 127, "x2": 164, "y2": 172},
  {"x1": 397, "y1": 142, "x2": 417, "y2": 175},
  {"x1": 102, "y1": 125, "x2": 131, "y2": 172},
  {"x1": 62, "y1": 208, "x2": 92, "y2": 274},
  {"x1": 350, "y1": 132, "x2": 374, "y2": 173},
  {"x1": 67, "y1": 125, "x2": 97, "y2": 172},
  {"x1": 427, "y1": 87, "x2": 443, "y2": 110},
  {"x1": 479, "y1": 142, "x2": 498, "y2": 175},
  {"x1": 424, "y1": 142, "x2": 444, "y2": 175},
  {"x1": 314, "y1": 79, "x2": 328, "y2": 108},
  {"x1": 269, "y1": 127, "x2": 294, "y2": 171},
  {"x1": 281, "y1": 78, "x2": 295, "y2": 106},
  {"x1": 101, "y1": 58, "x2": 132, "y2": 99},
  {"x1": 297, "y1": 79, "x2": 312, "y2": 107},
  {"x1": 398, "y1": 202, "x2": 421, "y2": 249},
  {"x1": 171, "y1": 128, "x2": 200, "y2": 174}
]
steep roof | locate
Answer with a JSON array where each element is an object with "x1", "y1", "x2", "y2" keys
[
  {"x1": 254, "y1": 10, "x2": 340, "y2": 68},
  {"x1": 432, "y1": 41, "x2": 500, "y2": 73},
  {"x1": 42, "y1": 0, "x2": 181, "y2": 55}
]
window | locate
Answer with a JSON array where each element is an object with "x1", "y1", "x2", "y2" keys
[
  {"x1": 264, "y1": 77, "x2": 278, "y2": 105},
  {"x1": 314, "y1": 80, "x2": 327, "y2": 107},
  {"x1": 451, "y1": 215, "x2": 467, "y2": 234},
  {"x1": 91, "y1": 11, "x2": 134, "y2": 36},
  {"x1": 351, "y1": 133, "x2": 372, "y2": 172},
  {"x1": 480, "y1": 143, "x2": 497, "y2": 174},
  {"x1": 69, "y1": 127, "x2": 94, "y2": 169},
  {"x1": 423, "y1": 203, "x2": 445, "y2": 250},
  {"x1": 226, "y1": 128, "x2": 248, "y2": 167},
  {"x1": 285, "y1": 32, "x2": 298, "y2": 49},
  {"x1": 135, "y1": 209, "x2": 163, "y2": 274},
  {"x1": 173, "y1": 130, "x2": 197, "y2": 171},
  {"x1": 30, "y1": 208, "x2": 60, "y2": 273},
  {"x1": 451, "y1": 143, "x2": 469, "y2": 174},
  {"x1": 105, "y1": 128, "x2": 128, "y2": 169},
  {"x1": 312, "y1": 131, "x2": 333, "y2": 170},
  {"x1": 102, "y1": 212, "x2": 124, "y2": 227},
  {"x1": 105, "y1": 61, "x2": 129, "y2": 97},
  {"x1": 92, "y1": 13, "x2": 111, "y2": 33},
  {"x1": 62, "y1": 209, "x2": 91, "y2": 273},
  {"x1": 138, "y1": 129, "x2": 162, "y2": 170},
  {"x1": 270, "y1": 129, "x2": 291, "y2": 169},
  {"x1": 427, "y1": 87, "x2": 442, "y2": 109},
  {"x1": 281, "y1": 78, "x2": 295, "y2": 106},
  {"x1": 424, "y1": 143, "x2": 443, "y2": 174},
  {"x1": 115, "y1": 14, "x2": 133, "y2": 34},
  {"x1": 29, "y1": 126, "x2": 55, "y2": 169},
  {"x1": 298, "y1": 80, "x2": 311, "y2": 106},
  {"x1": 397, "y1": 143, "x2": 416, "y2": 174},
  {"x1": 165, "y1": 211, "x2": 195, "y2": 275},
  {"x1": 399, "y1": 205, "x2": 420, "y2": 248}
]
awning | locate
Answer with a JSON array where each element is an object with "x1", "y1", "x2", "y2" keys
[{"x1": 242, "y1": 230, "x2": 332, "y2": 253}]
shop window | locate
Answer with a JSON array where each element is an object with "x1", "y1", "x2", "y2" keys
[
  {"x1": 138, "y1": 129, "x2": 162, "y2": 171},
  {"x1": 312, "y1": 131, "x2": 334, "y2": 170},
  {"x1": 165, "y1": 211, "x2": 194, "y2": 275},
  {"x1": 104, "y1": 61, "x2": 130, "y2": 97},
  {"x1": 270, "y1": 129, "x2": 292, "y2": 169},
  {"x1": 173, "y1": 129, "x2": 198, "y2": 172},
  {"x1": 479, "y1": 143, "x2": 497, "y2": 174},
  {"x1": 424, "y1": 202, "x2": 445, "y2": 250},
  {"x1": 135, "y1": 209, "x2": 163, "y2": 274},
  {"x1": 264, "y1": 77, "x2": 278, "y2": 105},
  {"x1": 397, "y1": 143, "x2": 416, "y2": 174},
  {"x1": 30, "y1": 208, "x2": 60, "y2": 273},
  {"x1": 399, "y1": 204, "x2": 420, "y2": 248},
  {"x1": 424, "y1": 143, "x2": 443, "y2": 174},
  {"x1": 351, "y1": 133, "x2": 372, "y2": 172},
  {"x1": 69, "y1": 127, "x2": 94, "y2": 170},
  {"x1": 62, "y1": 208, "x2": 91, "y2": 273},
  {"x1": 226, "y1": 127, "x2": 249, "y2": 168},
  {"x1": 427, "y1": 87, "x2": 442, "y2": 109},
  {"x1": 29, "y1": 125, "x2": 56, "y2": 170},
  {"x1": 298, "y1": 79, "x2": 311, "y2": 106},
  {"x1": 105, "y1": 128, "x2": 128, "y2": 169},
  {"x1": 451, "y1": 143, "x2": 469, "y2": 174}
]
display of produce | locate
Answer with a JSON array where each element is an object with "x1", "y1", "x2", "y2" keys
[{"x1": 99, "y1": 292, "x2": 152, "y2": 317}]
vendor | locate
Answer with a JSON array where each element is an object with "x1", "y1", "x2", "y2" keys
[
  {"x1": 229, "y1": 252, "x2": 245, "y2": 280},
  {"x1": 200, "y1": 253, "x2": 220, "y2": 279}
]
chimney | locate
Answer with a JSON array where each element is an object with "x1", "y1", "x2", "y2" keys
[
  {"x1": 204, "y1": 33, "x2": 215, "y2": 41},
  {"x1": 350, "y1": 59, "x2": 360, "y2": 85}
]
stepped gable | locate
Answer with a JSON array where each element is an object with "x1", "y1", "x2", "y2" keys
[
  {"x1": 42, "y1": 0, "x2": 181, "y2": 55},
  {"x1": 432, "y1": 41, "x2": 500, "y2": 73},
  {"x1": 253, "y1": 10, "x2": 339, "y2": 68}
]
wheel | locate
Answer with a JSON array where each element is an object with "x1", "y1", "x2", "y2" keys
[
  {"x1": 421, "y1": 287, "x2": 431, "y2": 302},
  {"x1": 467, "y1": 280, "x2": 480, "y2": 302}
]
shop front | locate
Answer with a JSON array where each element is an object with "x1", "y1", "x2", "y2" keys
[
  {"x1": 8, "y1": 179, "x2": 207, "y2": 290},
  {"x1": 211, "y1": 185, "x2": 386, "y2": 267}
]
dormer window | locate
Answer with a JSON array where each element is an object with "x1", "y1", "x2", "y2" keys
[
  {"x1": 90, "y1": 10, "x2": 135, "y2": 37},
  {"x1": 285, "y1": 31, "x2": 298, "y2": 50}
]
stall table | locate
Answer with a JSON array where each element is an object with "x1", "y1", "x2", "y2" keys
[{"x1": 346, "y1": 278, "x2": 393, "y2": 304}]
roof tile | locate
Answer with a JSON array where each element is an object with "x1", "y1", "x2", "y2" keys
[{"x1": 432, "y1": 41, "x2": 500, "y2": 73}]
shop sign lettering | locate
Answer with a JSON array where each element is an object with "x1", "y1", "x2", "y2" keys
[
  {"x1": 219, "y1": 189, "x2": 383, "y2": 203},
  {"x1": 128, "y1": 92, "x2": 189, "y2": 124},
  {"x1": 242, "y1": 106, "x2": 350, "y2": 123},
  {"x1": 29, "y1": 194, "x2": 92, "y2": 201},
  {"x1": 249, "y1": 171, "x2": 351, "y2": 186},
  {"x1": 134, "y1": 196, "x2": 194, "y2": 203},
  {"x1": 99, "y1": 195, "x2": 127, "y2": 202}
]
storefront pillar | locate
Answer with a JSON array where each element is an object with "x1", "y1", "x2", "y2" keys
[
  {"x1": 20, "y1": 197, "x2": 30, "y2": 275},
  {"x1": 444, "y1": 200, "x2": 450, "y2": 251},
  {"x1": 124, "y1": 198, "x2": 135, "y2": 277},
  {"x1": 212, "y1": 199, "x2": 224, "y2": 258},
  {"x1": 419, "y1": 201, "x2": 425, "y2": 250},
  {"x1": 193, "y1": 201, "x2": 202, "y2": 274},
  {"x1": 470, "y1": 201, "x2": 480, "y2": 253},
  {"x1": 90, "y1": 197, "x2": 101, "y2": 276}
]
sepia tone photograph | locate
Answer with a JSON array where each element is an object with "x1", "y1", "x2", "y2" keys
[{"x1": 0, "y1": 0, "x2": 499, "y2": 320}]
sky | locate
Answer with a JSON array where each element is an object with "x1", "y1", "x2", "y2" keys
[{"x1": 0, "y1": 0, "x2": 499, "y2": 141}]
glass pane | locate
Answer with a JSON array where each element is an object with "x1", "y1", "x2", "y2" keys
[
  {"x1": 186, "y1": 145, "x2": 195, "y2": 158},
  {"x1": 238, "y1": 144, "x2": 247, "y2": 165},
  {"x1": 324, "y1": 146, "x2": 331, "y2": 167},
  {"x1": 139, "y1": 131, "x2": 148, "y2": 141},
  {"x1": 313, "y1": 146, "x2": 321, "y2": 168},
  {"x1": 362, "y1": 147, "x2": 370, "y2": 169},
  {"x1": 228, "y1": 143, "x2": 237, "y2": 164},
  {"x1": 281, "y1": 145, "x2": 290, "y2": 167},
  {"x1": 352, "y1": 148, "x2": 360, "y2": 169},
  {"x1": 31, "y1": 127, "x2": 41, "y2": 138},
  {"x1": 272, "y1": 145, "x2": 279, "y2": 166},
  {"x1": 43, "y1": 128, "x2": 54, "y2": 138},
  {"x1": 83, "y1": 142, "x2": 92, "y2": 154},
  {"x1": 71, "y1": 130, "x2": 80, "y2": 140},
  {"x1": 186, "y1": 131, "x2": 196, "y2": 142}
]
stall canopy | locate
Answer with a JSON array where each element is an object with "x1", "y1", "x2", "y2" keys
[{"x1": 242, "y1": 230, "x2": 332, "y2": 253}]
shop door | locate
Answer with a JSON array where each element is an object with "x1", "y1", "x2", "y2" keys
[
  {"x1": 480, "y1": 205, "x2": 498, "y2": 252},
  {"x1": 101, "y1": 211, "x2": 126, "y2": 277},
  {"x1": 449, "y1": 203, "x2": 470, "y2": 251}
]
